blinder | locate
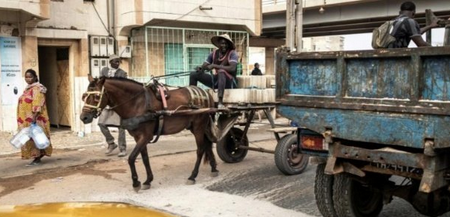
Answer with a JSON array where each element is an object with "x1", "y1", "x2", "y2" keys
[{"x1": 82, "y1": 86, "x2": 105, "y2": 118}]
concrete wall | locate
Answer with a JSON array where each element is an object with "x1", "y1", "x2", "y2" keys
[
  {"x1": 303, "y1": 36, "x2": 344, "y2": 51},
  {"x1": 117, "y1": 0, "x2": 262, "y2": 36},
  {"x1": 37, "y1": 0, "x2": 109, "y2": 36},
  {"x1": 0, "y1": 0, "x2": 261, "y2": 133},
  {"x1": 0, "y1": 0, "x2": 50, "y2": 19}
]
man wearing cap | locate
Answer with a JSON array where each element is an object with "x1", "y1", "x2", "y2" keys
[
  {"x1": 98, "y1": 55, "x2": 127, "y2": 157},
  {"x1": 189, "y1": 34, "x2": 238, "y2": 108}
]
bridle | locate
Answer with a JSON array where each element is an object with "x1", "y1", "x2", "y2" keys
[
  {"x1": 82, "y1": 86, "x2": 105, "y2": 118},
  {"x1": 82, "y1": 81, "x2": 149, "y2": 119}
]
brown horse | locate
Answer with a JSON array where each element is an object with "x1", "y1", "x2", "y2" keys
[{"x1": 80, "y1": 76, "x2": 219, "y2": 192}]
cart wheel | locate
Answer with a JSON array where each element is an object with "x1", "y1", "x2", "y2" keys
[
  {"x1": 333, "y1": 173, "x2": 383, "y2": 217},
  {"x1": 217, "y1": 128, "x2": 248, "y2": 163},
  {"x1": 315, "y1": 163, "x2": 337, "y2": 217},
  {"x1": 274, "y1": 134, "x2": 309, "y2": 175}
]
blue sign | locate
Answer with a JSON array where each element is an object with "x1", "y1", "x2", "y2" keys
[{"x1": 1, "y1": 36, "x2": 22, "y2": 105}]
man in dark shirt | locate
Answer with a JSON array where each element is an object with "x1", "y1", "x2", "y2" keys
[
  {"x1": 389, "y1": 1, "x2": 439, "y2": 48},
  {"x1": 189, "y1": 34, "x2": 238, "y2": 108},
  {"x1": 98, "y1": 55, "x2": 127, "y2": 157},
  {"x1": 251, "y1": 63, "x2": 262, "y2": 76}
]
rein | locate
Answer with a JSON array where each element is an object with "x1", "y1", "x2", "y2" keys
[
  {"x1": 108, "y1": 87, "x2": 147, "y2": 110},
  {"x1": 151, "y1": 71, "x2": 193, "y2": 80}
]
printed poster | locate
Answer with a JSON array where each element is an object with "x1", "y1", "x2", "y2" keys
[{"x1": 1, "y1": 36, "x2": 22, "y2": 105}]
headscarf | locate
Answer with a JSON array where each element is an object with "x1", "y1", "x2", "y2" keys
[{"x1": 25, "y1": 82, "x2": 47, "y2": 94}]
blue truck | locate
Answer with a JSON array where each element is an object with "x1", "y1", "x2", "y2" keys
[{"x1": 276, "y1": 47, "x2": 450, "y2": 217}]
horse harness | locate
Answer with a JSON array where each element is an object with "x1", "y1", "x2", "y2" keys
[{"x1": 121, "y1": 80, "x2": 213, "y2": 143}]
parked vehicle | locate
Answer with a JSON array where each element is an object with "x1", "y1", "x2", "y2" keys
[{"x1": 276, "y1": 47, "x2": 450, "y2": 217}]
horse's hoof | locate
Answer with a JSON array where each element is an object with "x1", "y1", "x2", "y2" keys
[
  {"x1": 210, "y1": 171, "x2": 219, "y2": 177},
  {"x1": 186, "y1": 179, "x2": 196, "y2": 185},
  {"x1": 133, "y1": 184, "x2": 141, "y2": 193},
  {"x1": 142, "y1": 184, "x2": 151, "y2": 190}
]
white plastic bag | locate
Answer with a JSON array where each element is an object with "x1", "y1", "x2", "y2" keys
[
  {"x1": 9, "y1": 127, "x2": 31, "y2": 149},
  {"x1": 30, "y1": 123, "x2": 50, "y2": 149}
]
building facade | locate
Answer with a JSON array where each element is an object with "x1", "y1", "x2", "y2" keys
[
  {"x1": 0, "y1": 0, "x2": 262, "y2": 133},
  {"x1": 302, "y1": 36, "x2": 344, "y2": 52}
]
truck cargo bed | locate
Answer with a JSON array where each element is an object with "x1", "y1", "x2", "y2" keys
[{"x1": 276, "y1": 47, "x2": 450, "y2": 149}]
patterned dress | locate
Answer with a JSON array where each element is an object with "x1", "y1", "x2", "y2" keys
[{"x1": 17, "y1": 83, "x2": 53, "y2": 159}]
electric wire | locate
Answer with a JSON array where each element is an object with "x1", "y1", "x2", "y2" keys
[{"x1": 91, "y1": 2, "x2": 114, "y2": 40}]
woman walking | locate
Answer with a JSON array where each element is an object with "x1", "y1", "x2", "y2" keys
[{"x1": 17, "y1": 69, "x2": 52, "y2": 166}]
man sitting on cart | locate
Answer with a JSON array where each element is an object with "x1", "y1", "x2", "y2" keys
[{"x1": 189, "y1": 34, "x2": 238, "y2": 109}]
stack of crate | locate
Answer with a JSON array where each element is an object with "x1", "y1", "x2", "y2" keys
[{"x1": 208, "y1": 75, "x2": 276, "y2": 104}]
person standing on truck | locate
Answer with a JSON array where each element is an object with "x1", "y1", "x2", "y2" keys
[
  {"x1": 388, "y1": 1, "x2": 439, "y2": 48},
  {"x1": 189, "y1": 34, "x2": 238, "y2": 109}
]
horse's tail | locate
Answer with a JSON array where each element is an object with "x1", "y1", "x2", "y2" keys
[
  {"x1": 205, "y1": 115, "x2": 219, "y2": 143},
  {"x1": 203, "y1": 116, "x2": 215, "y2": 164},
  {"x1": 203, "y1": 134, "x2": 213, "y2": 165}
]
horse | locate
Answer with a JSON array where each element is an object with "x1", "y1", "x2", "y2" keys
[{"x1": 79, "y1": 75, "x2": 219, "y2": 192}]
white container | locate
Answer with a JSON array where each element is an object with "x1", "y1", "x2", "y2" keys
[
  {"x1": 9, "y1": 127, "x2": 31, "y2": 149},
  {"x1": 30, "y1": 123, "x2": 50, "y2": 149}
]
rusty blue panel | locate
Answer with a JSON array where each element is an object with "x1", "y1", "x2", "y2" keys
[
  {"x1": 346, "y1": 58, "x2": 411, "y2": 99},
  {"x1": 288, "y1": 60, "x2": 340, "y2": 96},
  {"x1": 422, "y1": 56, "x2": 450, "y2": 101},
  {"x1": 279, "y1": 105, "x2": 450, "y2": 149}
]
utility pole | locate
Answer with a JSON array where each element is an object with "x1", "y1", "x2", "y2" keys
[
  {"x1": 286, "y1": 0, "x2": 296, "y2": 50},
  {"x1": 295, "y1": 0, "x2": 303, "y2": 52}
]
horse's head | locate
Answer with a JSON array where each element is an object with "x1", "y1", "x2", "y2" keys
[{"x1": 80, "y1": 75, "x2": 108, "y2": 124}]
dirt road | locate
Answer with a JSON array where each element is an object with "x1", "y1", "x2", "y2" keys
[{"x1": 0, "y1": 119, "x2": 314, "y2": 217}]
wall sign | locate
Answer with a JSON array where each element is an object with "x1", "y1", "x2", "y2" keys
[{"x1": 1, "y1": 36, "x2": 22, "y2": 105}]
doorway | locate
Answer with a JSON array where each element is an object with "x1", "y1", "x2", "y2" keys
[{"x1": 38, "y1": 46, "x2": 72, "y2": 130}]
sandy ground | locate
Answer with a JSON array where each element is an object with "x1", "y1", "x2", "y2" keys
[
  {"x1": 0, "y1": 118, "x2": 314, "y2": 217},
  {"x1": 0, "y1": 143, "x2": 312, "y2": 217}
]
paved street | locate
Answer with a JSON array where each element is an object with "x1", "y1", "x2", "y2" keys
[{"x1": 1, "y1": 118, "x2": 450, "y2": 216}]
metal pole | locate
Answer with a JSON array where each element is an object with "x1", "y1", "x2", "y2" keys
[
  {"x1": 295, "y1": 0, "x2": 303, "y2": 52},
  {"x1": 238, "y1": 146, "x2": 275, "y2": 154},
  {"x1": 425, "y1": 9, "x2": 433, "y2": 44},
  {"x1": 286, "y1": 0, "x2": 296, "y2": 50}
]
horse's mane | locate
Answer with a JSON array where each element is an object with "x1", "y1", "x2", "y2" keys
[{"x1": 102, "y1": 76, "x2": 145, "y2": 86}]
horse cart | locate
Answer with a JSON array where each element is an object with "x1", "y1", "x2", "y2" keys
[
  {"x1": 151, "y1": 74, "x2": 310, "y2": 176},
  {"x1": 80, "y1": 75, "x2": 308, "y2": 191}
]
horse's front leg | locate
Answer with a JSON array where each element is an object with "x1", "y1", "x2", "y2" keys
[
  {"x1": 128, "y1": 144, "x2": 143, "y2": 192},
  {"x1": 140, "y1": 145, "x2": 153, "y2": 190}
]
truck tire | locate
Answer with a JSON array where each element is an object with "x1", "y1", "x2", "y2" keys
[
  {"x1": 274, "y1": 134, "x2": 309, "y2": 175},
  {"x1": 333, "y1": 173, "x2": 383, "y2": 217},
  {"x1": 217, "y1": 128, "x2": 248, "y2": 163},
  {"x1": 315, "y1": 163, "x2": 337, "y2": 217}
]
